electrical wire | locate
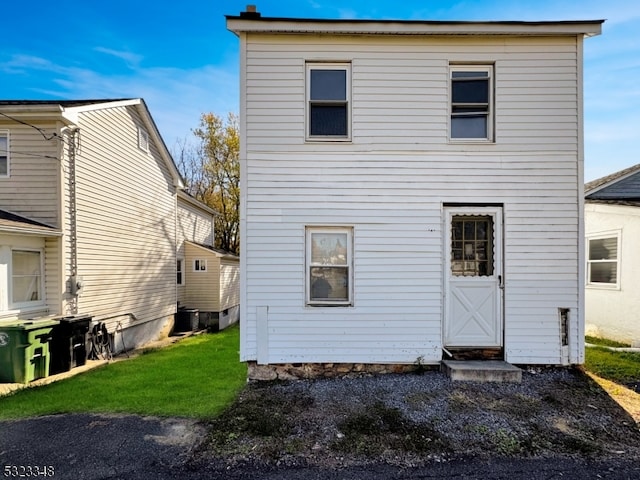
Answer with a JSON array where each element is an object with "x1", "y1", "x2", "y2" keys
[
  {"x1": 0, "y1": 112, "x2": 59, "y2": 141},
  {"x1": 4, "y1": 149, "x2": 59, "y2": 160}
]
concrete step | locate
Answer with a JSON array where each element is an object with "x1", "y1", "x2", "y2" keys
[{"x1": 441, "y1": 360, "x2": 522, "y2": 383}]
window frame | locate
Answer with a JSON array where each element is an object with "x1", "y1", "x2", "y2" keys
[
  {"x1": 0, "y1": 130, "x2": 9, "y2": 177},
  {"x1": 449, "y1": 64, "x2": 494, "y2": 143},
  {"x1": 586, "y1": 232, "x2": 621, "y2": 289},
  {"x1": 177, "y1": 258, "x2": 185, "y2": 285},
  {"x1": 10, "y1": 248, "x2": 45, "y2": 308},
  {"x1": 305, "y1": 62, "x2": 351, "y2": 142},
  {"x1": 305, "y1": 226, "x2": 354, "y2": 307},
  {"x1": 193, "y1": 259, "x2": 207, "y2": 273}
]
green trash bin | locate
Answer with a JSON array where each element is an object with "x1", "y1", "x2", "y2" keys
[{"x1": 0, "y1": 318, "x2": 59, "y2": 384}]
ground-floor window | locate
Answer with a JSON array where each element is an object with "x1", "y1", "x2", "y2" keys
[
  {"x1": 11, "y1": 249, "x2": 43, "y2": 305},
  {"x1": 587, "y1": 233, "x2": 620, "y2": 288},
  {"x1": 306, "y1": 226, "x2": 353, "y2": 306}
]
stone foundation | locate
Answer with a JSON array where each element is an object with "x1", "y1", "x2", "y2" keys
[{"x1": 247, "y1": 361, "x2": 435, "y2": 381}]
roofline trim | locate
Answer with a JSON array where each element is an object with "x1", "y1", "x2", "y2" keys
[{"x1": 227, "y1": 17, "x2": 604, "y2": 37}]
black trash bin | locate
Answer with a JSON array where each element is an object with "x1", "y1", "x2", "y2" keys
[
  {"x1": 174, "y1": 308, "x2": 199, "y2": 333},
  {"x1": 49, "y1": 314, "x2": 93, "y2": 375}
]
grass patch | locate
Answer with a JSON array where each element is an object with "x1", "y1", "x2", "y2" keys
[
  {"x1": 585, "y1": 345, "x2": 640, "y2": 386},
  {"x1": 0, "y1": 325, "x2": 246, "y2": 420}
]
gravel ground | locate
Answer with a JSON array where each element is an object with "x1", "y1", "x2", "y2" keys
[{"x1": 196, "y1": 367, "x2": 640, "y2": 470}]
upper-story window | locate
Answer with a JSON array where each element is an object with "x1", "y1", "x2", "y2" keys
[
  {"x1": 450, "y1": 65, "x2": 494, "y2": 142},
  {"x1": 306, "y1": 63, "x2": 350, "y2": 141},
  {"x1": 0, "y1": 131, "x2": 9, "y2": 176}
]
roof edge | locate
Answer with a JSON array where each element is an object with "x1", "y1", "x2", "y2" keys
[
  {"x1": 227, "y1": 16, "x2": 604, "y2": 37},
  {"x1": 585, "y1": 163, "x2": 640, "y2": 196}
]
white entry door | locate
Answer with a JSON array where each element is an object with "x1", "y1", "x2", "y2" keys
[{"x1": 444, "y1": 207, "x2": 503, "y2": 348}]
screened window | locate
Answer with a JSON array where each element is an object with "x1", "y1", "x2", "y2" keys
[
  {"x1": 587, "y1": 235, "x2": 619, "y2": 287},
  {"x1": 450, "y1": 66, "x2": 493, "y2": 141},
  {"x1": 0, "y1": 131, "x2": 8, "y2": 176},
  {"x1": 12, "y1": 250, "x2": 43, "y2": 305},
  {"x1": 306, "y1": 227, "x2": 353, "y2": 305},
  {"x1": 306, "y1": 63, "x2": 350, "y2": 139}
]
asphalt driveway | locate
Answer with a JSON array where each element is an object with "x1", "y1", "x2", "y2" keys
[
  {"x1": 1, "y1": 413, "x2": 639, "y2": 480},
  {"x1": 0, "y1": 414, "x2": 203, "y2": 480}
]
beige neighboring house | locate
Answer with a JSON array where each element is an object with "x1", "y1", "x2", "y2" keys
[
  {"x1": 0, "y1": 99, "x2": 234, "y2": 354},
  {"x1": 227, "y1": 8, "x2": 602, "y2": 377},
  {"x1": 585, "y1": 164, "x2": 640, "y2": 346},
  {"x1": 177, "y1": 191, "x2": 240, "y2": 330}
]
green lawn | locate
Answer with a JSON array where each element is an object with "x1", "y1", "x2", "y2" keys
[
  {"x1": 585, "y1": 346, "x2": 640, "y2": 387},
  {"x1": 0, "y1": 325, "x2": 246, "y2": 420}
]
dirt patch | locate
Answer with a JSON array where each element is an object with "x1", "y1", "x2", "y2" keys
[{"x1": 196, "y1": 367, "x2": 640, "y2": 468}]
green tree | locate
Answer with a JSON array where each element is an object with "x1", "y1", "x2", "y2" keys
[{"x1": 176, "y1": 112, "x2": 240, "y2": 254}]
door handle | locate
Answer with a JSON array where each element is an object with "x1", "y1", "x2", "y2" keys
[{"x1": 498, "y1": 275, "x2": 504, "y2": 289}]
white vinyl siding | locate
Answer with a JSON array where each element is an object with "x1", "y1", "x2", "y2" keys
[
  {"x1": 0, "y1": 123, "x2": 60, "y2": 227},
  {"x1": 240, "y1": 33, "x2": 584, "y2": 365},
  {"x1": 66, "y1": 105, "x2": 177, "y2": 331},
  {"x1": 244, "y1": 35, "x2": 578, "y2": 151},
  {"x1": 177, "y1": 199, "x2": 215, "y2": 247}
]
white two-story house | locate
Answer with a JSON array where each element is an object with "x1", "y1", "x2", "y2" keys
[{"x1": 227, "y1": 9, "x2": 602, "y2": 378}]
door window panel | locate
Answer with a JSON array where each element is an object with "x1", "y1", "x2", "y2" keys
[{"x1": 451, "y1": 216, "x2": 494, "y2": 277}]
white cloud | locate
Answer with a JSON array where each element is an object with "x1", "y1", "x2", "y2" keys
[
  {"x1": 93, "y1": 47, "x2": 143, "y2": 68},
  {"x1": 1, "y1": 53, "x2": 239, "y2": 148}
]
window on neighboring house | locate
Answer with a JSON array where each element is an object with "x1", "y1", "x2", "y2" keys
[
  {"x1": 194, "y1": 259, "x2": 207, "y2": 272},
  {"x1": 306, "y1": 63, "x2": 350, "y2": 140},
  {"x1": 450, "y1": 65, "x2": 493, "y2": 141},
  {"x1": 11, "y1": 250, "x2": 43, "y2": 305},
  {"x1": 306, "y1": 227, "x2": 353, "y2": 306},
  {"x1": 177, "y1": 259, "x2": 184, "y2": 285},
  {"x1": 587, "y1": 234, "x2": 620, "y2": 287},
  {"x1": 138, "y1": 127, "x2": 149, "y2": 152},
  {"x1": 0, "y1": 131, "x2": 9, "y2": 176}
]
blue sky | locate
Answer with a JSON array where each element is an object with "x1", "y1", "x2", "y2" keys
[{"x1": 1, "y1": 1, "x2": 638, "y2": 181}]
